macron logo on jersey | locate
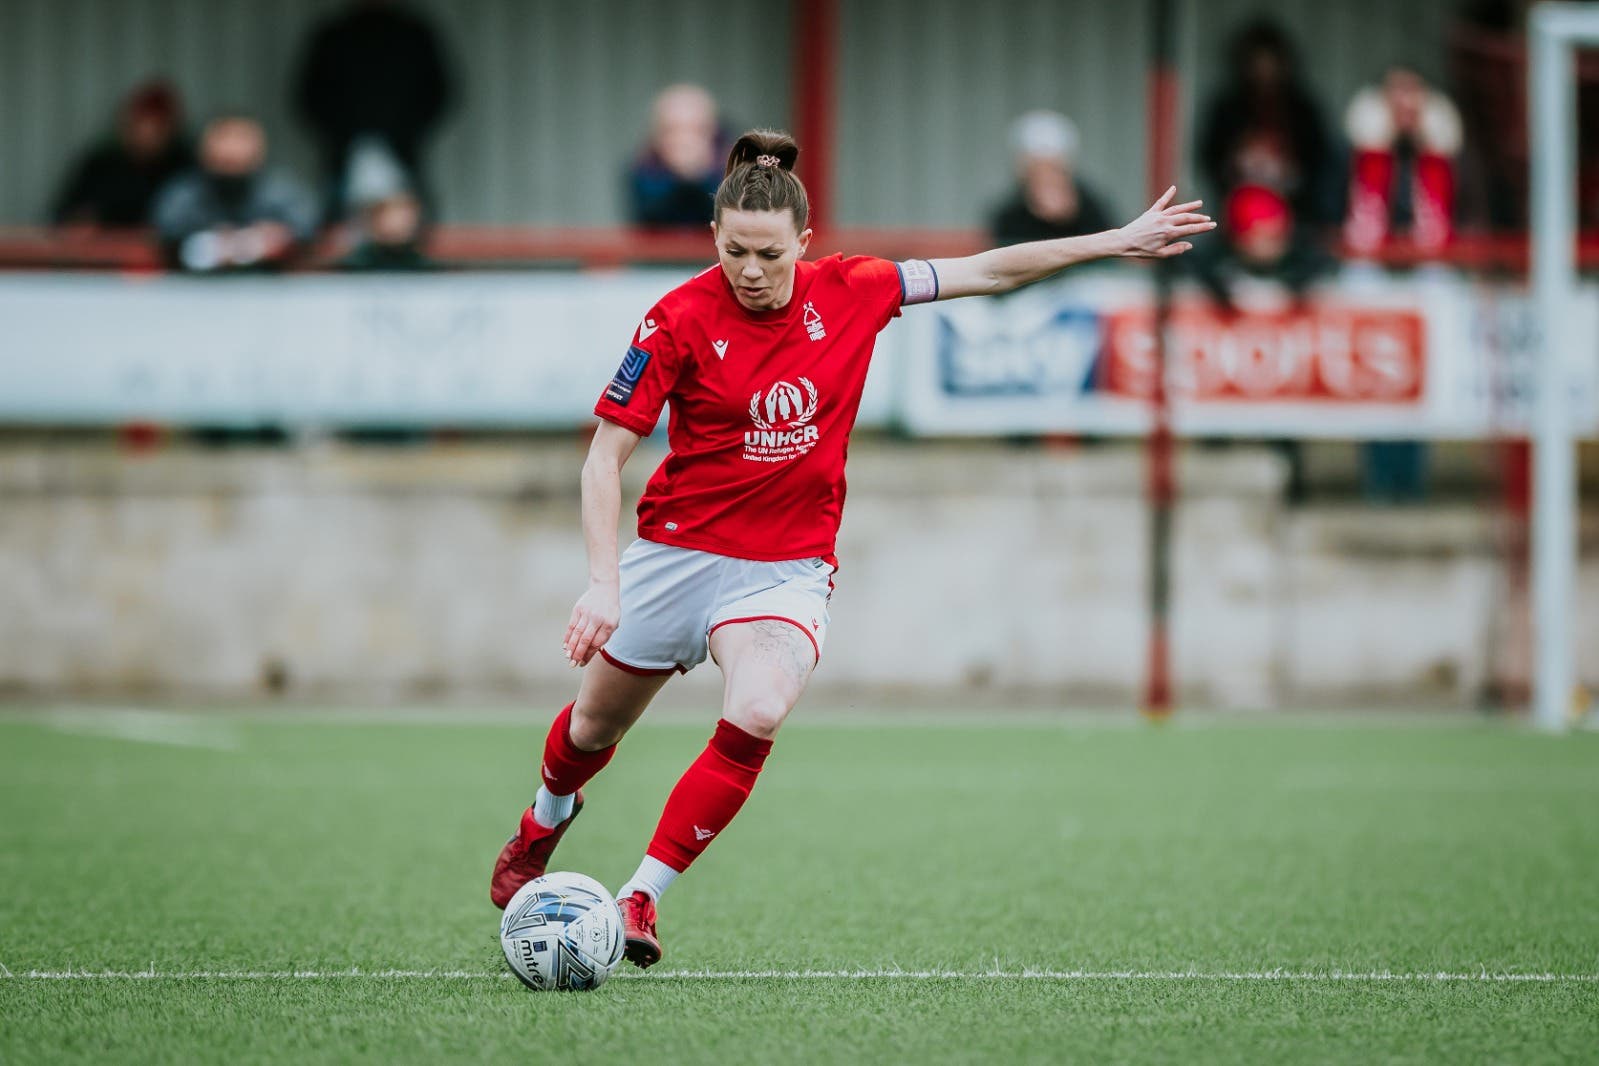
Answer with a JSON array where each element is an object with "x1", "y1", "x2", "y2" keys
[
  {"x1": 712, "y1": 339, "x2": 729, "y2": 360},
  {"x1": 637, "y1": 317, "x2": 659, "y2": 342},
  {"x1": 605, "y1": 346, "x2": 651, "y2": 406}
]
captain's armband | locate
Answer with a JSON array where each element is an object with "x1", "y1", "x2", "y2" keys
[{"x1": 895, "y1": 259, "x2": 940, "y2": 305}]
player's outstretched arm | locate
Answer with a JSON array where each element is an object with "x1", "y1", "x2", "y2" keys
[
  {"x1": 928, "y1": 186, "x2": 1214, "y2": 300},
  {"x1": 564, "y1": 420, "x2": 643, "y2": 667}
]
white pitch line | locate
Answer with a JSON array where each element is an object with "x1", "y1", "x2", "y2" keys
[
  {"x1": 6, "y1": 969, "x2": 1598, "y2": 984},
  {"x1": 40, "y1": 708, "x2": 241, "y2": 750},
  {"x1": 11, "y1": 969, "x2": 500, "y2": 981},
  {"x1": 640, "y1": 969, "x2": 1599, "y2": 983}
]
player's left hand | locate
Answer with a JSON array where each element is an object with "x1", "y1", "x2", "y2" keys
[
  {"x1": 1118, "y1": 186, "x2": 1215, "y2": 259},
  {"x1": 563, "y1": 580, "x2": 621, "y2": 668}
]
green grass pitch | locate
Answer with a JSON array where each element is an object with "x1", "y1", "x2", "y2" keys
[{"x1": 1, "y1": 708, "x2": 1597, "y2": 1064}]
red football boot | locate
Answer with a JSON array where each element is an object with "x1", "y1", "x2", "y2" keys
[
  {"x1": 489, "y1": 792, "x2": 584, "y2": 909},
  {"x1": 617, "y1": 890, "x2": 663, "y2": 969}
]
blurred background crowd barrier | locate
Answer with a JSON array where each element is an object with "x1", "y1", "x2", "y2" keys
[
  {"x1": 1, "y1": 270, "x2": 1592, "y2": 436},
  {"x1": 1, "y1": 0, "x2": 1595, "y2": 714}
]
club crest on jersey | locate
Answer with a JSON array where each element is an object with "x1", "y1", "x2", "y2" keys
[
  {"x1": 745, "y1": 377, "x2": 821, "y2": 463},
  {"x1": 804, "y1": 301, "x2": 826, "y2": 341}
]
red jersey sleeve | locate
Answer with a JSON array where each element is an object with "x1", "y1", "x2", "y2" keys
[
  {"x1": 840, "y1": 255, "x2": 940, "y2": 331},
  {"x1": 593, "y1": 305, "x2": 684, "y2": 436}
]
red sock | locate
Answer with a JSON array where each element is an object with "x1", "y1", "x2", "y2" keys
[
  {"x1": 645, "y1": 718, "x2": 773, "y2": 872},
  {"x1": 539, "y1": 703, "x2": 616, "y2": 796}
]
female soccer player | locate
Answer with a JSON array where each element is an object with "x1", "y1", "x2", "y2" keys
[{"x1": 491, "y1": 129, "x2": 1212, "y2": 968}]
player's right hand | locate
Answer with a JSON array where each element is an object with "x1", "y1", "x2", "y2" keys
[
  {"x1": 1118, "y1": 186, "x2": 1214, "y2": 258},
  {"x1": 563, "y1": 581, "x2": 621, "y2": 667}
]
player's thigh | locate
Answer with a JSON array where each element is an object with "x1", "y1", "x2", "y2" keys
[
  {"x1": 570, "y1": 654, "x2": 672, "y2": 749},
  {"x1": 709, "y1": 619, "x2": 816, "y2": 739}
]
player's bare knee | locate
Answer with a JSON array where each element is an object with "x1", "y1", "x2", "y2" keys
[
  {"x1": 723, "y1": 693, "x2": 792, "y2": 739},
  {"x1": 568, "y1": 702, "x2": 629, "y2": 750},
  {"x1": 566, "y1": 693, "x2": 633, "y2": 751}
]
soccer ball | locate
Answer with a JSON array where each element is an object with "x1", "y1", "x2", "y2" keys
[{"x1": 499, "y1": 872, "x2": 626, "y2": 991}]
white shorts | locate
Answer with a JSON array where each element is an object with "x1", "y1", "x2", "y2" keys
[{"x1": 599, "y1": 538, "x2": 836, "y2": 676}]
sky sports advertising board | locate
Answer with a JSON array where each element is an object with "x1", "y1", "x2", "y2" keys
[{"x1": 0, "y1": 270, "x2": 1592, "y2": 439}]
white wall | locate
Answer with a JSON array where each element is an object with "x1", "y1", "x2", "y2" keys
[{"x1": 2, "y1": 438, "x2": 1586, "y2": 708}]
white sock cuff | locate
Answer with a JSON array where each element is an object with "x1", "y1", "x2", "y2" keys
[
  {"x1": 619, "y1": 855, "x2": 680, "y2": 901},
  {"x1": 531, "y1": 785, "x2": 575, "y2": 829}
]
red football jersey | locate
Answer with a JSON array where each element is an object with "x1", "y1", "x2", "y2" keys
[{"x1": 594, "y1": 253, "x2": 939, "y2": 562}]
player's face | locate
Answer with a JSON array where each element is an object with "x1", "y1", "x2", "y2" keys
[{"x1": 712, "y1": 209, "x2": 812, "y2": 312}]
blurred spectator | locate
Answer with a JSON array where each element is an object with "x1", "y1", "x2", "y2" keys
[
  {"x1": 292, "y1": 0, "x2": 455, "y2": 222},
  {"x1": 338, "y1": 147, "x2": 431, "y2": 273},
  {"x1": 1188, "y1": 184, "x2": 1334, "y2": 313},
  {"x1": 1339, "y1": 67, "x2": 1453, "y2": 505},
  {"x1": 153, "y1": 114, "x2": 317, "y2": 272},
  {"x1": 1186, "y1": 184, "x2": 1335, "y2": 505},
  {"x1": 338, "y1": 139, "x2": 433, "y2": 271},
  {"x1": 343, "y1": 193, "x2": 429, "y2": 270},
  {"x1": 51, "y1": 81, "x2": 193, "y2": 228},
  {"x1": 1198, "y1": 19, "x2": 1341, "y2": 229},
  {"x1": 989, "y1": 110, "x2": 1116, "y2": 246},
  {"x1": 1342, "y1": 66, "x2": 1462, "y2": 259},
  {"x1": 627, "y1": 84, "x2": 731, "y2": 228}
]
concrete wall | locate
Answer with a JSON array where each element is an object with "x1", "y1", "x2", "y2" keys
[{"x1": 1, "y1": 439, "x2": 1592, "y2": 708}]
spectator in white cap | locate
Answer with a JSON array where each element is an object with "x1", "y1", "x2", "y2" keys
[
  {"x1": 338, "y1": 135, "x2": 432, "y2": 271},
  {"x1": 989, "y1": 109, "x2": 1116, "y2": 246}
]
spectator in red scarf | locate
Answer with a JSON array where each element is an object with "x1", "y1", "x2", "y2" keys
[{"x1": 1342, "y1": 66, "x2": 1462, "y2": 259}]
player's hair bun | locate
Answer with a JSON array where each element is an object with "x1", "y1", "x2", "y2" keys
[
  {"x1": 716, "y1": 129, "x2": 809, "y2": 228},
  {"x1": 725, "y1": 130, "x2": 799, "y2": 177}
]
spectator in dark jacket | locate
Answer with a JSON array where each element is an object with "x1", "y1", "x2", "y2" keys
[
  {"x1": 153, "y1": 114, "x2": 318, "y2": 272},
  {"x1": 291, "y1": 0, "x2": 454, "y2": 221},
  {"x1": 626, "y1": 84, "x2": 732, "y2": 228},
  {"x1": 52, "y1": 81, "x2": 193, "y2": 228},
  {"x1": 1198, "y1": 19, "x2": 1341, "y2": 229},
  {"x1": 989, "y1": 110, "x2": 1115, "y2": 246}
]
